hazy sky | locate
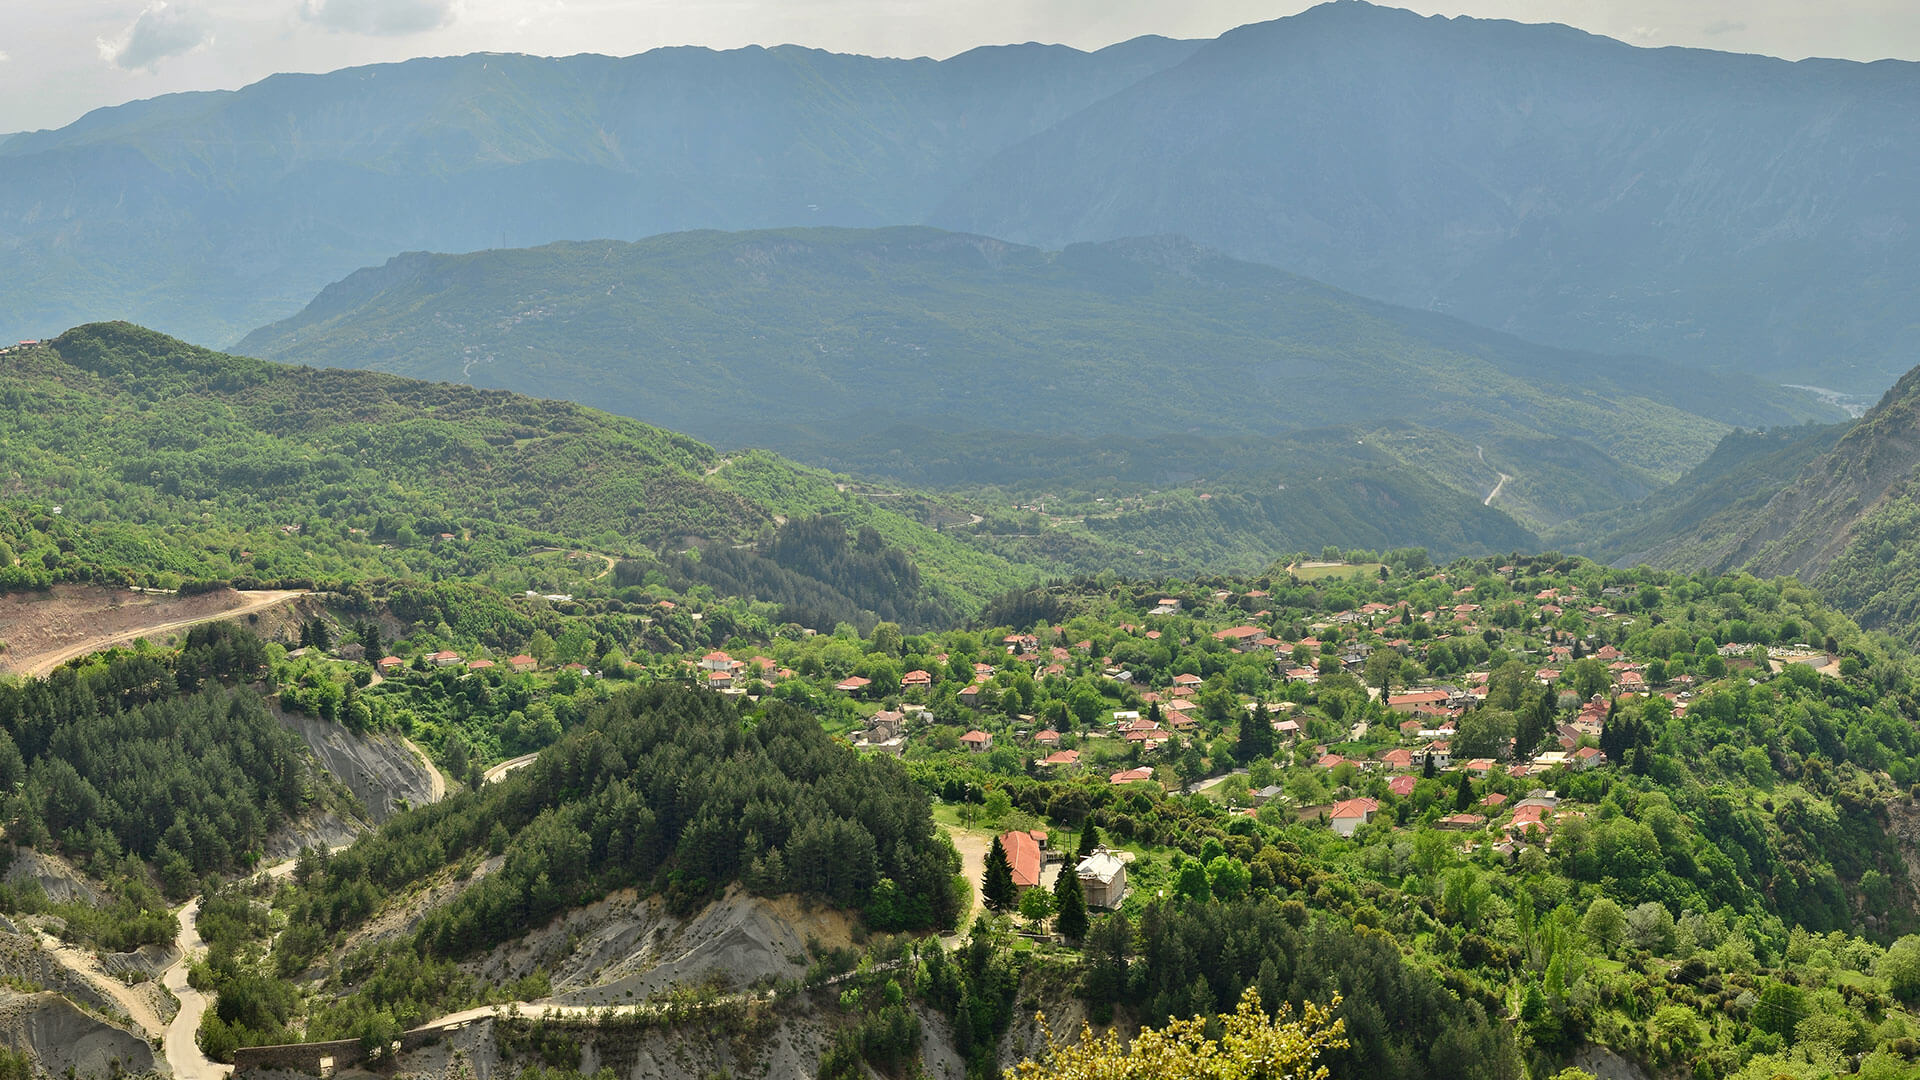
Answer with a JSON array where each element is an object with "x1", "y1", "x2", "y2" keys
[{"x1": 2, "y1": 0, "x2": 1917, "y2": 133}]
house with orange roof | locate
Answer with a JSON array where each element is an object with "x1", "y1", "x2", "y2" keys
[
  {"x1": 997, "y1": 829, "x2": 1046, "y2": 891},
  {"x1": 1110, "y1": 767, "x2": 1156, "y2": 786},
  {"x1": 1329, "y1": 797, "x2": 1379, "y2": 837},
  {"x1": 960, "y1": 730, "x2": 993, "y2": 753}
]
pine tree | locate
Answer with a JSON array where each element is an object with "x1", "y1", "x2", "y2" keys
[
  {"x1": 1235, "y1": 702, "x2": 1274, "y2": 763},
  {"x1": 1055, "y1": 863, "x2": 1089, "y2": 941},
  {"x1": 983, "y1": 836, "x2": 1016, "y2": 910},
  {"x1": 1077, "y1": 826, "x2": 1100, "y2": 860},
  {"x1": 1454, "y1": 770, "x2": 1474, "y2": 812}
]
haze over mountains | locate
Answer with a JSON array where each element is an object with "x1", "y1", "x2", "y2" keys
[
  {"x1": 1, "y1": 0, "x2": 1916, "y2": 395},
  {"x1": 237, "y1": 227, "x2": 1834, "y2": 530}
]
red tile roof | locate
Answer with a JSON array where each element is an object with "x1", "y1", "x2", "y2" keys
[{"x1": 998, "y1": 830, "x2": 1043, "y2": 889}]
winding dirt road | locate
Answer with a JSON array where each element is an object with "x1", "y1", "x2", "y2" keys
[
  {"x1": 163, "y1": 897, "x2": 228, "y2": 1080},
  {"x1": 10, "y1": 590, "x2": 305, "y2": 678}
]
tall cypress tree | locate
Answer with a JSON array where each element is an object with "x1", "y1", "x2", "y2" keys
[
  {"x1": 1054, "y1": 863, "x2": 1088, "y2": 941},
  {"x1": 983, "y1": 836, "x2": 1015, "y2": 910}
]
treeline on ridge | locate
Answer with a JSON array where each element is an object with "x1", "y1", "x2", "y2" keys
[{"x1": 647, "y1": 514, "x2": 958, "y2": 633}]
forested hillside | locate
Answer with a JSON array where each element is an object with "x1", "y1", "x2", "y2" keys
[
  {"x1": 238, "y1": 227, "x2": 1832, "y2": 532},
  {"x1": 272, "y1": 684, "x2": 961, "y2": 1033},
  {"x1": 0, "y1": 323, "x2": 1019, "y2": 617}
]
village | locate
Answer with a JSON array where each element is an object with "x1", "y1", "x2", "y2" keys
[{"x1": 666, "y1": 559, "x2": 1849, "y2": 899}]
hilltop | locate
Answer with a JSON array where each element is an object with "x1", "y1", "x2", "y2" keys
[{"x1": 0, "y1": 323, "x2": 1021, "y2": 626}]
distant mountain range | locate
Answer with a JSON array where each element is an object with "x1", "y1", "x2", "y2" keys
[
  {"x1": 235, "y1": 226, "x2": 1836, "y2": 534},
  {"x1": 0, "y1": 37, "x2": 1196, "y2": 347},
  {"x1": 4, "y1": 2, "x2": 1918, "y2": 393}
]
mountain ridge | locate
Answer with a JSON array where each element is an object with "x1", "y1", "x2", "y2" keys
[{"x1": 237, "y1": 226, "x2": 1837, "y2": 535}]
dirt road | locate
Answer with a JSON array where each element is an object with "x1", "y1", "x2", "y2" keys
[
  {"x1": 163, "y1": 898, "x2": 228, "y2": 1080},
  {"x1": 941, "y1": 823, "x2": 991, "y2": 924},
  {"x1": 406, "y1": 738, "x2": 448, "y2": 802},
  {"x1": 34, "y1": 930, "x2": 166, "y2": 1035},
  {"x1": 8, "y1": 590, "x2": 305, "y2": 678}
]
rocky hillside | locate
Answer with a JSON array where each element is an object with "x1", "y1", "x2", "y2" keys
[{"x1": 1699, "y1": 366, "x2": 1920, "y2": 642}]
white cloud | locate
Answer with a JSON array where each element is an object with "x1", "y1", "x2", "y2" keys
[
  {"x1": 300, "y1": 0, "x2": 458, "y2": 36},
  {"x1": 96, "y1": 1, "x2": 214, "y2": 71},
  {"x1": 0, "y1": 51, "x2": 11, "y2": 63},
  {"x1": 1702, "y1": 19, "x2": 1747, "y2": 36}
]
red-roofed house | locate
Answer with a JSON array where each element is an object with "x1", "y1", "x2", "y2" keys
[
  {"x1": 1043, "y1": 750, "x2": 1081, "y2": 767},
  {"x1": 377, "y1": 656, "x2": 404, "y2": 672},
  {"x1": 835, "y1": 676, "x2": 871, "y2": 693},
  {"x1": 1329, "y1": 797, "x2": 1379, "y2": 837},
  {"x1": 1214, "y1": 625, "x2": 1264, "y2": 642},
  {"x1": 1034, "y1": 729, "x2": 1062, "y2": 747},
  {"x1": 902, "y1": 669, "x2": 934, "y2": 689},
  {"x1": 1388, "y1": 690, "x2": 1450, "y2": 713},
  {"x1": 1379, "y1": 748, "x2": 1414, "y2": 771},
  {"x1": 1388, "y1": 775, "x2": 1417, "y2": 797},
  {"x1": 1508, "y1": 804, "x2": 1550, "y2": 836},
  {"x1": 998, "y1": 830, "x2": 1045, "y2": 890},
  {"x1": 509, "y1": 655, "x2": 537, "y2": 673},
  {"x1": 1110, "y1": 767, "x2": 1156, "y2": 786},
  {"x1": 960, "y1": 730, "x2": 993, "y2": 753},
  {"x1": 1172, "y1": 673, "x2": 1204, "y2": 687}
]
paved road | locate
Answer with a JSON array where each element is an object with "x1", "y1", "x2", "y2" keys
[
  {"x1": 483, "y1": 753, "x2": 538, "y2": 784},
  {"x1": 16, "y1": 590, "x2": 305, "y2": 677}
]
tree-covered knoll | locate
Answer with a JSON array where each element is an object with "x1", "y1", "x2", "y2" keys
[
  {"x1": 0, "y1": 622, "x2": 318, "y2": 893},
  {"x1": 268, "y1": 684, "x2": 960, "y2": 1032},
  {"x1": 0, "y1": 324, "x2": 1023, "y2": 615}
]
